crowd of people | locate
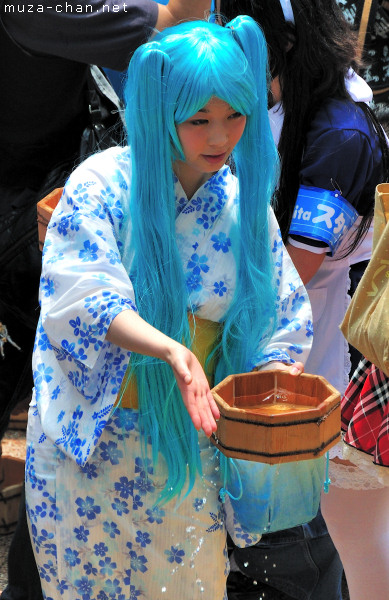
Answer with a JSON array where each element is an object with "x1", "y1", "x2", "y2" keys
[{"x1": 0, "y1": 1, "x2": 388, "y2": 599}]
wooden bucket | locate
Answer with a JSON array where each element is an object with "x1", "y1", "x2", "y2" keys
[
  {"x1": 210, "y1": 370, "x2": 341, "y2": 464},
  {"x1": 37, "y1": 187, "x2": 63, "y2": 251}
]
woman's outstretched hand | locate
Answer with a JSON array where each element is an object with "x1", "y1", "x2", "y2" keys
[
  {"x1": 106, "y1": 310, "x2": 220, "y2": 436},
  {"x1": 167, "y1": 345, "x2": 220, "y2": 437}
]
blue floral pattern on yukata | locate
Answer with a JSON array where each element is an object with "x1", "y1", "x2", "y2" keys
[{"x1": 26, "y1": 147, "x2": 313, "y2": 600}]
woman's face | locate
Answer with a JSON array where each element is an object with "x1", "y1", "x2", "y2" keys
[{"x1": 174, "y1": 96, "x2": 246, "y2": 198}]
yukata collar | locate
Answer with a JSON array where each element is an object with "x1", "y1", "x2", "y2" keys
[{"x1": 174, "y1": 164, "x2": 231, "y2": 217}]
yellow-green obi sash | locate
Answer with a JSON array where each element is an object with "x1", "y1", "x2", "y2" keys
[{"x1": 117, "y1": 314, "x2": 222, "y2": 409}]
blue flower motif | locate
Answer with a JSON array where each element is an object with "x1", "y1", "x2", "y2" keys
[
  {"x1": 57, "y1": 580, "x2": 69, "y2": 594},
  {"x1": 103, "y1": 578, "x2": 122, "y2": 597},
  {"x1": 37, "y1": 331, "x2": 52, "y2": 352},
  {"x1": 69, "y1": 210, "x2": 83, "y2": 232},
  {"x1": 129, "y1": 550, "x2": 148, "y2": 573},
  {"x1": 280, "y1": 317, "x2": 302, "y2": 332},
  {"x1": 75, "y1": 576, "x2": 94, "y2": 599},
  {"x1": 74, "y1": 525, "x2": 90, "y2": 542},
  {"x1": 106, "y1": 249, "x2": 121, "y2": 265},
  {"x1": 79, "y1": 240, "x2": 99, "y2": 262},
  {"x1": 103, "y1": 521, "x2": 120, "y2": 539},
  {"x1": 93, "y1": 543, "x2": 108, "y2": 557},
  {"x1": 111, "y1": 498, "x2": 129, "y2": 516},
  {"x1": 193, "y1": 497, "x2": 205, "y2": 512},
  {"x1": 135, "y1": 530, "x2": 151, "y2": 548},
  {"x1": 64, "y1": 547, "x2": 81, "y2": 567},
  {"x1": 186, "y1": 273, "x2": 203, "y2": 292},
  {"x1": 34, "y1": 363, "x2": 53, "y2": 385},
  {"x1": 75, "y1": 496, "x2": 101, "y2": 520},
  {"x1": 164, "y1": 545, "x2": 185, "y2": 564},
  {"x1": 187, "y1": 253, "x2": 209, "y2": 275},
  {"x1": 100, "y1": 441, "x2": 123, "y2": 465},
  {"x1": 132, "y1": 494, "x2": 144, "y2": 510},
  {"x1": 99, "y1": 556, "x2": 117, "y2": 576},
  {"x1": 145, "y1": 506, "x2": 165, "y2": 524},
  {"x1": 211, "y1": 232, "x2": 231, "y2": 253},
  {"x1": 41, "y1": 277, "x2": 55, "y2": 297},
  {"x1": 291, "y1": 293, "x2": 305, "y2": 313},
  {"x1": 134, "y1": 476, "x2": 154, "y2": 496},
  {"x1": 213, "y1": 281, "x2": 227, "y2": 297},
  {"x1": 81, "y1": 463, "x2": 98, "y2": 479},
  {"x1": 128, "y1": 585, "x2": 142, "y2": 599},
  {"x1": 134, "y1": 457, "x2": 153, "y2": 476},
  {"x1": 114, "y1": 476, "x2": 133, "y2": 499}
]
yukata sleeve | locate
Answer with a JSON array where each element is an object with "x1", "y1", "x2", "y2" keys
[
  {"x1": 253, "y1": 210, "x2": 313, "y2": 368},
  {"x1": 34, "y1": 149, "x2": 136, "y2": 463}
]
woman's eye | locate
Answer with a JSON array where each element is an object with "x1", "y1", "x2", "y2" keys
[
  {"x1": 229, "y1": 112, "x2": 243, "y2": 119},
  {"x1": 190, "y1": 119, "x2": 208, "y2": 126}
]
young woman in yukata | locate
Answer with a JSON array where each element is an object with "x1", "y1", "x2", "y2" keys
[
  {"x1": 220, "y1": 2, "x2": 389, "y2": 599},
  {"x1": 25, "y1": 17, "x2": 313, "y2": 600}
]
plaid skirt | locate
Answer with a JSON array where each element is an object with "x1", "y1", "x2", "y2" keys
[{"x1": 342, "y1": 358, "x2": 389, "y2": 467}]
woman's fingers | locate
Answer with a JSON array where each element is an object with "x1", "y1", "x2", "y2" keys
[{"x1": 170, "y1": 347, "x2": 220, "y2": 436}]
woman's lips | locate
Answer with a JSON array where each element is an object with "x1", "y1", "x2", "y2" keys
[{"x1": 202, "y1": 152, "x2": 226, "y2": 165}]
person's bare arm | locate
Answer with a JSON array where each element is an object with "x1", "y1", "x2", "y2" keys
[
  {"x1": 106, "y1": 309, "x2": 219, "y2": 436},
  {"x1": 286, "y1": 243, "x2": 326, "y2": 285},
  {"x1": 155, "y1": 0, "x2": 211, "y2": 30}
]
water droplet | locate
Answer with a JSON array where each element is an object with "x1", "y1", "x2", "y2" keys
[
  {"x1": 273, "y1": 563, "x2": 276, "y2": 568},
  {"x1": 200, "y1": 587, "x2": 204, "y2": 593},
  {"x1": 161, "y1": 587, "x2": 167, "y2": 593},
  {"x1": 265, "y1": 578, "x2": 269, "y2": 582},
  {"x1": 243, "y1": 562, "x2": 249, "y2": 568},
  {"x1": 265, "y1": 555, "x2": 268, "y2": 560},
  {"x1": 253, "y1": 580, "x2": 257, "y2": 585},
  {"x1": 264, "y1": 570, "x2": 267, "y2": 574}
]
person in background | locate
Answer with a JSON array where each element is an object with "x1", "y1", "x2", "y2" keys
[
  {"x1": 25, "y1": 16, "x2": 312, "y2": 600},
  {"x1": 219, "y1": 1, "x2": 386, "y2": 599}
]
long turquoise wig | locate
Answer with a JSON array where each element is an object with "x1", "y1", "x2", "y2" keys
[{"x1": 120, "y1": 16, "x2": 279, "y2": 502}]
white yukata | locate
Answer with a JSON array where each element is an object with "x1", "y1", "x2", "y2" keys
[{"x1": 26, "y1": 146, "x2": 312, "y2": 600}]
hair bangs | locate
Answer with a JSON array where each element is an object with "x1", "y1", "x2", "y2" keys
[{"x1": 160, "y1": 23, "x2": 258, "y2": 159}]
